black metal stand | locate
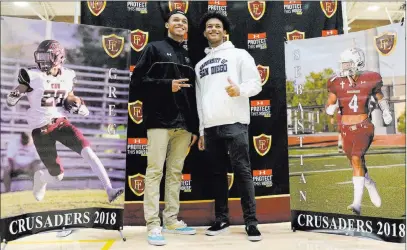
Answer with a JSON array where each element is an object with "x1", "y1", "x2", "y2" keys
[
  {"x1": 118, "y1": 228, "x2": 126, "y2": 241},
  {"x1": 56, "y1": 227, "x2": 74, "y2": 238}
]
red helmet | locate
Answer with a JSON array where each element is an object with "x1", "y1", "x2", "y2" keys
[{"x1": 34, "y1": 40, "x2": 66, "y2": 72}]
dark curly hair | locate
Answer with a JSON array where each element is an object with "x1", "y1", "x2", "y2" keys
[{"x1": 199, "y1": 11, "x2": 231, "y2": 34}]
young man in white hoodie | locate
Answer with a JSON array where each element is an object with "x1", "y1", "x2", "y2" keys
[{"x1": 195, "y1": 11, "x2": 263, "y2": 241}]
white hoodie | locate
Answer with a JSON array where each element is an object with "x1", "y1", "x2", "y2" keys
[{"x1": 195, "y1": 41, "x2": 262, "y2": 136}]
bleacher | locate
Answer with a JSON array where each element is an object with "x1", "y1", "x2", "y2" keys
[{"x1": 1, "y1": 58, "x2": 130, "y2": 192}]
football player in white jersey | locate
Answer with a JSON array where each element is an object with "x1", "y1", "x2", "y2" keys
[
  {"x1": 3, "y1": 132, "x2": 42, "y2": 192},
  {"x1": 6, "y1": 40, "x2": 124, "y2": 203}
]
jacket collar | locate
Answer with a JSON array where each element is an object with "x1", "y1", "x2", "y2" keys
[{"x1": 165, "y1": 36, "x2": 185, "y2": 48}]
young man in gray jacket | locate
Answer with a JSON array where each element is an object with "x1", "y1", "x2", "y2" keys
[{"x1": 195, "y1": 11, "x2": 263, "y2": 241}]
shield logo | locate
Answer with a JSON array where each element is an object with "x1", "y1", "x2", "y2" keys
[
  {"x1": 253, "y1": 134, "x2": 272, "y2": 156},
  {"x1": 128, "y1": 173, "x2": 145, "y2": 196},
  {"x1": 320, "y1": 0, "x2": 337, "y2": 18},
  {"x1": 128, "y1": 100, "x2": 143, "y2": 124},
  {"x1": 287, "y1": 30, "x2": 305, "y2": 41},
  {"x1": 87, "y1": 1, "x2": 106, "y2": 16},
  {"x1": 169, "y1": 1, "x2": 189, "y2": 13},
  {"x1": 257, "y1": 65, "x2": 269, "y2": 86},
  {"x1": 374, "y1": 32, "x2": 397, "y2": 56},
  {"x1": 102, "y1": 34, "x2": 124, "y2": 58},
  {"x1": 248, "y1": 1, "x2": 266, "y2": 21},
  {"x1": 227, "y1": 173, "x2": 234, "y2": 190},
  {"x1": 130, "y1": 29, "x2": 149, "y2": 52}
]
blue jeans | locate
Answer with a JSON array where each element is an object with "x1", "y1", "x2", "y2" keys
[{"x1": 204, "y1": 123, "x2": 258, "y2": 226}]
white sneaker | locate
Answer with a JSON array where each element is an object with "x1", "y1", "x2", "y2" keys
[
  {"x1": 147, "y1": 228, "x2": 166, "y2": 246},
  {"x1": 365, "y1": 178, "x2": 381, "y2": 207},
  {"x1": 33, "y1": 170, "x2": 47, "y2": 201}
]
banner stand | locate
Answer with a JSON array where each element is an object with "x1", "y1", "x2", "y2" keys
[{"x1": 0, "y1": 16, "x2": 130, "y2": 248}]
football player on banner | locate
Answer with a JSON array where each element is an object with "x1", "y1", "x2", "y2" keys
[
  {"x1": 6, "y1": 40, "x2": 124, "y2": 203},
  {"x1": 325, "y1": 47, "x2": 392, "y2": 215}
]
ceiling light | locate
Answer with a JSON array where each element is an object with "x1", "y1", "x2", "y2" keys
[
  {"x1": 14, "y1": 2, "x2": 29, "y2": 7},
  {"x1": 367, "y1": 5, "x2": 380, "y2": 11}
]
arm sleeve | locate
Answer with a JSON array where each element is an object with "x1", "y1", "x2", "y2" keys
[
  {"x1": 371, "y1": 73, "x2": 384, "y2": 95},
  {"x1": 327, "y1": 78, "x2": 336, "y2": 94},
  {"x1": 238, "y1": 50, "x2": 262, "y2": 98},
  {"x1": 195, "y1": 75, "x2": 205, "y2": 136},
  {"x1": 17, "y1": 68, "x2": 33, "y2": 92},
  {"x1": 70, "y1": 71, "x2": 77, "y2": 92},
  {"x1": 130, "y1": 44, "x2": 173, "y2": 89}
]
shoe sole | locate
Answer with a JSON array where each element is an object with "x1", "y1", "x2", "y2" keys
[
  {"x1": 148, "y1": 240, "x2": 167, "y2": 246},
  {"x1": 247, "y1": 235, "x2": 262, "y2": 242},
  {"x1": 205, "y1": 227, "x2": 229, "y2": 236},
  {"x1": 162, "y1": 229, "x2": 196, "y2": 235}
]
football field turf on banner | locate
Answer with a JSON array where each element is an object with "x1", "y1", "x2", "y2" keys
[
  {"x1": 289, "y1": 145, "x2": 405, "y2": 219},
  {"x1": 1, "y1": 190, "x2": 124, "y2": 218}
]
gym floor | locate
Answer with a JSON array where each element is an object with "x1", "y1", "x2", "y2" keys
[{"x1": 1, "y1": 223, "x2": 404, "y2": 250}]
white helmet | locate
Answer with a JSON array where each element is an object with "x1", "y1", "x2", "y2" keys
[{"x1": 339, "y1": 48, "x2": 365, "y2": 77}]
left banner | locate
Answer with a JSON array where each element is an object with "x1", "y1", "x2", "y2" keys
[{"x1": 0, "y1": 17, "x2": 130, "y2": 242}]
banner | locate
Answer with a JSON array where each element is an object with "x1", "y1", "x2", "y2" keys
[
  {"x1": 0, "y1": 17, "x2": 130, "y2": 242},
  {"x1": 285, "y1": 23, "x2": 406, "y2": 242},
  {"x1": 81, "y1": 1, "x2": 343, "y2": 225}
]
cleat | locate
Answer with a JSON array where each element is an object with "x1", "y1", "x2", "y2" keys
[
  {"x1": 347, "y1": 204, "x2": 361, "y2": 215},
  {"x1": 365, "y1": 179, "x2": 381, "y2": 207}
]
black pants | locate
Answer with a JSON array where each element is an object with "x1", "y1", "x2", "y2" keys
[{"x1": 204, "y1": 123, "x2": 258, "y2": 226}]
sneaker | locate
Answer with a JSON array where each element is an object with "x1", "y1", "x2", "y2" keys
[
  {"x1": 147, "y1": 228, "x2": 166, "y2": 246},
  {"x1": 33, "y1": 170, "x2": 47, "y2": 201},
  {"x1": 163, "y1": 220, "x2": 196, "y2": 235},
  {"x1": 347, "y1": 204, "x2": 361, "y2": 216},
  {"x1": 205, "y1": 221, "x2": 230, "y2": 236},
  {"x1": 107, "y1": 187, "x2": 124, "y2": 203},
  {"x1": 245, "y1": 225, "x2": 262, "y2": 241}
]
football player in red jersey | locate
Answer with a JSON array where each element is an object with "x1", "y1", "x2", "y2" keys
[
  {"x1": 325, "y1": 48, "x2": 392, "y2": 215},
  {"x1": 6, "y1": 40, "x2": 124, "y2": 203}
]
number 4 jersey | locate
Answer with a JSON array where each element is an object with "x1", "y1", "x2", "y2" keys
[
  {"x1": 327, "y1": 71, "x2": 383, "y2": 115},
  {"x1": 20, "y1": 67, "x2": 76, "y2": 129}
]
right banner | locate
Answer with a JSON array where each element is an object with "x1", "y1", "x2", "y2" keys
[{"x1": 285, "y1": 23, "x2": 406, "y2": 243}]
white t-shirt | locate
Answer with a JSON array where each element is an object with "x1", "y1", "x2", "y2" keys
[
  {"x1": 6, "y1": 139, "x2": 40, "y2": 168},
  {"x1": 24, "y1": 67, "x2": 76, "y2": 129}
]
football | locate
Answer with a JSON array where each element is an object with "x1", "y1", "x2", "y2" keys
[{"x1": 63, "y1": 95, "x2": 81, "y2": 111}]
